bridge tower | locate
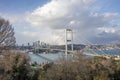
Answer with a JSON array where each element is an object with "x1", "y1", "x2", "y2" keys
[{"x1": 65, "y1": 29, "x2": 73, "y2": 58}]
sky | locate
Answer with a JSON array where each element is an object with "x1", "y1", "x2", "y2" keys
[{"x1": 0, "y1": 0, "x2": 120, "y2": 45}]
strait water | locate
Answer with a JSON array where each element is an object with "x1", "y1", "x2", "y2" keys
[
  {"x1": 29, "y1": 52, "x2": 73, "y2": 64},
  {"x1": 85, "y1": 49, "x2": 120, "y2": 56},
  {"x1": 29, "y1": 49, "x2": 120, "y2": 64}
]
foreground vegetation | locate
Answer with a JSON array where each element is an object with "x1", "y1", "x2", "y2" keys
[
  {"x1": 45, "y1": 56, "x2": 120, "y2": 80},
  {"x1": 0, "y1": 51, "x2": 120, "y2": 80}
]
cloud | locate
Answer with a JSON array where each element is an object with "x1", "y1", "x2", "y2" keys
[
  {"x1": 0, "y1": 13, "x2": 26, "y2": 24},
  {"x1": 26, "y1": 0, "x2": 119, "y2": 29},
  {"x1": 15, "y1": 31, "x2": 50, "y2": 45},
  {"x1": 26, "y1": 0, "x2": 96, "y2": 28},
  {"x1": 97, "y1": 27, "x2": 116, "y2": 33},
  {"x1": 25, "y1": 0, "x2": 120, "y2": 44},
  {"x1": 1, "y1": 0, "x2": 119, "y2": 45},
  {"x1": 88, "y1": 30, "x2": 120, "y2": 44},
  {"x1": 15, "y1": 29, "x2": 66, "y2": 45}
]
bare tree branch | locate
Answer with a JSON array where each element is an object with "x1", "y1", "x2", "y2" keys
[{"x1": 0, "y1": 17, "x2": 16, "y2": 50}]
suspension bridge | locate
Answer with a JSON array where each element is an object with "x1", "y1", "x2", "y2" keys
[{"x1": 27, "y1": 29, "x2": 120, "y2": 64}]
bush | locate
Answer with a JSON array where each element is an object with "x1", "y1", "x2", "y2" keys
[
  {"x1": 0, "y1": 50, "x2": 35, "y2": 80},
  {"x1": 45, "y1": 55, "x2": 120, "y2": 80}
]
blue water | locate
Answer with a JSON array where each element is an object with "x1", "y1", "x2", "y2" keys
[
  {"x1": 29, "y1": 49, "x2": 120, "y2": 64},
  {"x1": 29, "y1": 52, "x2": 73, "y2": 64},
  {"x1": 85, "y1": 49, "x2": 120, "y2": 56}
]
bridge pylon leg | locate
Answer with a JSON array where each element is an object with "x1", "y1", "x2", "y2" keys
[{"x1": 65, "y1": 29, "x2": 74, "y2": 59}]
